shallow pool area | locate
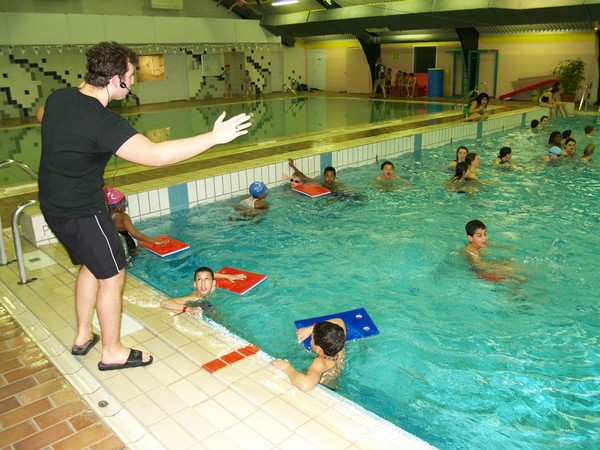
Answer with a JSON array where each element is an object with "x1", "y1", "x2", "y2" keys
[{"x1": 127, "y1": 116, "x2": 600, "y2": 449}]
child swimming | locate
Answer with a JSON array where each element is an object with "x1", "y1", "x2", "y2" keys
[
  {"x1": 271, "y1": 318, "x2": 346, "y2": 391},
  {"x1": 462, "y1": 220, "x2": 525, "y2": 283}
]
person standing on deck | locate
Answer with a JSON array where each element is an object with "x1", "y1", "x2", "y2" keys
[{"x1": 38, "y1": 41, "x2": 252, "y2": 371}]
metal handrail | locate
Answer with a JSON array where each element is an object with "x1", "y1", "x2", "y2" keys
[
  {"x1": 1, "y1": 160, "x2": 37, "y2": 266},
  {"x1": 0, "y1": 215, "x2": 9, "y2": 266},
  {"x1": 12, "y1": 200, "x2": 38, "y2": 284},
  {"x1": 578, "y1": 83, "x2": 589, "y2": 112},
  {"x1": 0, "y1": 159, "x2": 38, "y2": 180},
  {"x1": 454, "y1": 89, "x2": 478, "y2": 110},
  {"x1": 283, "y1": 83, "x2": 297, "y2": 96},
  {"x1": 453, "y1": 82, "x2": 489, "y2": 110}
]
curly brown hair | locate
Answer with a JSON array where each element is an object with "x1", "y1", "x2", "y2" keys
[{"x1": 84, "y1": 42, "x2": 137, "y2": 87}]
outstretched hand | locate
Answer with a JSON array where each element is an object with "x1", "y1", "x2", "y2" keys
[{"x1": 212, "y1": 111, "x2": 252, "y2": 145}]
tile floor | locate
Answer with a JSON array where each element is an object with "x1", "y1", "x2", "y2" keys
[{"x1": 0, "y1": 303, "x2": 124, "y2": 449}]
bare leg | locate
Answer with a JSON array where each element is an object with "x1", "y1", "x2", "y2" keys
[
  {"x1": 73, "y1": 265, "x2": 99, "y2": 347},
  {"x1": 76, "y1": 266, "x2": 151, "y2": 365},
  {"x1": 557, "y1": 103, "x2": 569, "y2": 117}
]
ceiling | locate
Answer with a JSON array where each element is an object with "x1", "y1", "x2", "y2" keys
[{"x1": 216, "y1": 0, "x2": 600, "y2": 45}]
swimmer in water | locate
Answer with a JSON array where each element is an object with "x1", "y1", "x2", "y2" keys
[
  {"x1": 288, "y1": 158, "x2": 338, "y2": 190},
  {"x1": 160, "y1": 267, "x2": 246, "y2": 318},
  {"x1": 447, "y1": 145, "x2": 468, "y2": 170},
  {"x1": 271, "y1": 318, "x2": 346, "y2": 391},
  {"x1": 462, "y1": 220, "x2": 526, "y2": 282},
  {"x1": 581, "y1": 143, "x2": 595, "y2": 162},
  {"x1": 235, "y1": 181, "x2": 269, "y2": 217},
  {"x1": 493, "y1": 147, "x2": 512, "y2": 165}
]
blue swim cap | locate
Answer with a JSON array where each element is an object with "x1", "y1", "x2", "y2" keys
[{"x1": 249, "y1": 181, "x2": 267, "y2": 197}]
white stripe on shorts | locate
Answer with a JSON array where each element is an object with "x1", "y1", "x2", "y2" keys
[{"x1": 94, "y1": 214, "x2": 120, "y2": 274}]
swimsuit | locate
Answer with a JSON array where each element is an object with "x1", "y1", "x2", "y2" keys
[
  {"x1": 319, "y1": 351, "x2": 345, "y2": 389},
  {"x1": 239, "y1": 196, "x2": 258, "y2": 209}
]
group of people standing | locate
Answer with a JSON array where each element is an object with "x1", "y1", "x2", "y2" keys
[{"x1": 371, "y1": 57, "x2": 417, "y2": 98}]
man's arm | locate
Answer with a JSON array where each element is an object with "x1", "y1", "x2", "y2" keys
[{"x1": 116, "y1": 112, "x2": 251, "y2": 166}]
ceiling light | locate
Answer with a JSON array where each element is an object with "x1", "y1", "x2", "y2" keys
[{"x1": 272, "y1": 0, "x2": 299, "y2": 6}]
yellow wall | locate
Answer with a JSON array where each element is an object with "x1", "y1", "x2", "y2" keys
[{"x1": 307, "y1": 33, "x2": 596, "y2": 99}]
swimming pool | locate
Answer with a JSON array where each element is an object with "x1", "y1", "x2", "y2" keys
[
  {"x1": 0, "y1": 96, "x2": 459, "y2": 186},
  {"x1": 128, "y1": 116, "x2": 599, "y2": 449}
]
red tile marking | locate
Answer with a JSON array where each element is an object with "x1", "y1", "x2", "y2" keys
[{"x1": 202, "y1": 344, "x2": 260, "y2": 373}]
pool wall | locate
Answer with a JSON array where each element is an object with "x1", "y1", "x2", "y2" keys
[{"x1": 22, "y1": 108, "x2": 540, "y2": 247}]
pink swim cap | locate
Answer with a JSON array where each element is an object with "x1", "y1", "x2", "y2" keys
[{"x1": 105, "y1": 188, "x2": 125, "y2": 206}]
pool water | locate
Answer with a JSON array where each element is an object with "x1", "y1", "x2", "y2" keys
[
  {"x1": 0, "y1": 97, "x2": 456, "y2": 186},
  {"x1": 130, "y1": 117, "x2": 599, "y2": 449}
]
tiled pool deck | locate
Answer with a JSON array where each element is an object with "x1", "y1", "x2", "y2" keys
[{"x1": 0, "y1": 93, "x2": 543, "y2": 449}]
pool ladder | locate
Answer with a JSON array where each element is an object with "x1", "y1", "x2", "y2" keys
[
  {"x1": 283, "y1": 78, "x2": 307, "y2": 97},
  {"x1": 282, "y1": 83, "x2": 297, "y2": 97},
  {"x1": 577, "y1": 83, "x2": 590, "y2": 114},
  {"x1": 0, "y1": 159, "x2": 39, "y2": 284}
]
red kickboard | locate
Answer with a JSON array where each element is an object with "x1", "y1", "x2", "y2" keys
[
  {"x1": 139, "y1": 235, "x2": 190, "y2": 257},
  {"x1": 292, "y1": 183, "x2": 331, "y2": 197},
  {"x1": 215, "y1": 267, "x2": 267, "y2": 295}
]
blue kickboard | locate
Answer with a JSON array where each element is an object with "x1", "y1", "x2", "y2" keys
[{"x1": 294, "y1": 307, "x2": 380, "y2": 351}]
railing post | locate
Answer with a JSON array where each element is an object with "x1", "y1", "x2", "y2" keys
[
  {"x1": 11, "y1": 200, "x2": 38, "y2": 284},
  {"x1": 0, "y1": 159, "x2": 38, "y2": 179},
  {"x1": 0, "y1": 214, "x2": 8, "y2": 266}
]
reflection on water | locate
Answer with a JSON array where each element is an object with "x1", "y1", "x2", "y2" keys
[{"x1": 1, "y1": 97, "x2": 456, "y2": 186}]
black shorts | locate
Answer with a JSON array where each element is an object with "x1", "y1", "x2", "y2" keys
[{"x1": 44, "y1": 208, "x2": 126, "y2": 279}]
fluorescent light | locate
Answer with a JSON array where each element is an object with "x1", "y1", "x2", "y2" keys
[{"x1": 272, "y1": 0, "x2": 299, "y2": 6}]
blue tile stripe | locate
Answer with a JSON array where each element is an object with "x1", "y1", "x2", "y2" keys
[{"x1": 168, "y1": 184, "x2": 189, "y2": 213}]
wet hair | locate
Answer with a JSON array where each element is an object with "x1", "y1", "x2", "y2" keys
[
  {"x1": 455, "y1": 145, "x2": 468, "y2": 161},
  {"x1": 292, "y1": 170, "x2": 303, "y2": 179},
  {"x1": 498, "y1": 147, "x2": 512, "y2": 158},
  {"x1": 561, "y1": 129, "x2": 573, "y2": 139},
  {"x1": 313, "y1": 321, "x2": 345, "y2": 357},
  {"x1": 564, "y1": 138, "x2": 576, "y2": 147},
  {"x1": 584, "y1": 125, "x2": 594, "y2": 134},
  {"x1": 194, "y1": 267, "x2": 214, "y2": 280},
  {"x1": 381, "y1": 160, "x2": 394, "y2": 170},
  {"x1": 85, "y1": 42, "x2": 137, "y2": 87},
  {"x1": 323, "y1": 166, "x2": 336, "y2": 176},
  {"x1": 583, "y1": 143, "x2": 595, "y2": 157},
  {"x1": 548, "y1": 131, "x2": 562, "y2": 145},
  {"x1": 452, "y1": 161, "x2": 469, "y2": 180},
  {"x1": 465, "y1": 220, "x2": 486, "y2": 237},
  {"x1": 540, "y1": 115, "x2": 549, "y2": 122},
  {"x1": 465, "y1": 152, "x2": 479, "y2": 166},
  {"x1": 476, "y1": 92, "x2": 490, "y2": 105},
  {"x1": 530, "y1": 119, "x2": 539, "y2": 129}
]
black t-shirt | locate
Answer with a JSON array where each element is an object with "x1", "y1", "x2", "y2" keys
[
  {"x1": 38, "y1": 88, "x2": 138, "y2": 217},
  {"x1": 376, "y1": 63, "x2": 385, "y2": 80}
]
